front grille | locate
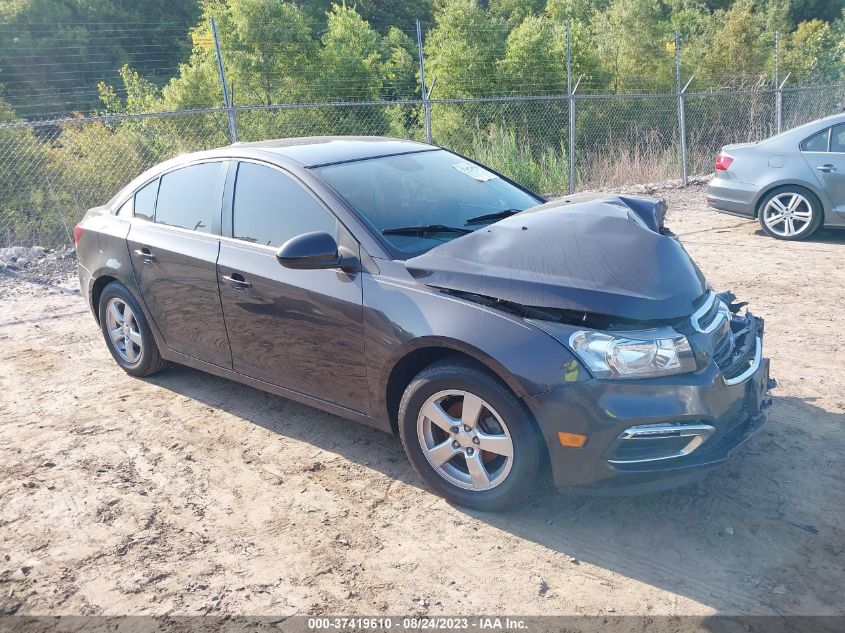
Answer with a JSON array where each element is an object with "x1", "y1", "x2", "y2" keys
[
  {"x1": 693, "y1": 294, "x2": 722, "y2": 333},
  {"x1": 690, "y1": 293, "x2": 763, "y2": 383},
  {"x1": 712, "y1": 316, "x2": 735, "y2": 368},
  {"x1": 719, "y1": 314, "x2": 761, "y2": 384}
]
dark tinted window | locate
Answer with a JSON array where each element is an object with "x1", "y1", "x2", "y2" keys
[
  {"x1": 801, "y1": 129, "x2": 829, "y2": 152},
  {"x1": 134, "y1": 178, "x2": 158, "y2": 221},
  {"x1": 831, "y1": 125, "x2": 845, "y2": 152},
  {"x1": 233, "y1": 162, "x2": 336, "y2": 247},
  {"x1": 155, "y1": 163, "x2": 222, "y2": 232}
]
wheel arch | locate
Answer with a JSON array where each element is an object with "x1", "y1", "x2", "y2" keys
[
  {"x1": 90, "y1": 274, "x2": 119, "y2": 324},
  {"x1": 383, "y1": 339, "x2": 532, "y2": 435},
  {"x1": 752, "y1": 180, "x2": 828, "y2": 219},
  {"x1": 88, "y1": 270, "x2": 166, "y2": 353}
]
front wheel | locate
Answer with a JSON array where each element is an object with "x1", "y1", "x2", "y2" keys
[
  {"x1": 758, "y1": 186, "x2": 823, "y2": 240},
  {"x1": 398, "y1": 358, "x2": 545, "y2": 511}
]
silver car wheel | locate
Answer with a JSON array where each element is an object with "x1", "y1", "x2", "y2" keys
[
  {"x1": 105, "y1": 297, "x2": 143, "y2": 364},
  {"x1": 762, "y1": 192, "x2": 814, "y2": 237},
  {"x1": 416, "y1": 389, "x2": 514, "y2": 491}
]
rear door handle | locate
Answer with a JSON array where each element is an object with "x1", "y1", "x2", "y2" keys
[
  {"x1": 222, "y1": 273, "x2": 252, "y2": 291},
  {"x1": 817, "y1": 164, "x2": 837, "y2": 173},
  {"x1": 133, "y1": 248, "x2": 156, "y2": 263}
]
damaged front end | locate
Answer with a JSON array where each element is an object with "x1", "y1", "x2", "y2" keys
[
  {"x1": 405, "y1": 194, "x2": 770, "y2": 391},
  {"x1": 518, "y1": 288, "x2": 774, "y2": 493},
  {"x1": 404, "y1": 195, "x2": 708, "y2": 322},
  {"x1": 402, "y1": 195, "x2": 774, "y2": 491}
]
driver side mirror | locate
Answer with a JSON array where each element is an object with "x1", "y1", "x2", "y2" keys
[{"x1": 276, "y1": 231, "x2": 356, "y2": 271}]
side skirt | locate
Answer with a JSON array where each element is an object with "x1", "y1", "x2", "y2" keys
[{"x1": 161, "y1": 349, "x2": 392, "y2": 433}]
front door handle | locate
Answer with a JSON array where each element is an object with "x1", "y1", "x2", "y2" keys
[
  {"x1": 817, "y1": 163, "x2": 837, "y2": 173},
  {"x1": 133, "y1": 248, "x2": 156, "y2": 263},
  {"x1": 222, "y1": 273, "x2": 252, "y2": 291}
]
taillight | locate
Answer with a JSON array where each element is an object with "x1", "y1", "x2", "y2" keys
[
  {"x1": 73, "y1": 223, "x2": 84, "y2": 248},
  {"x1": 714, "y1": 154, "x2": 734, "y2": 171}
]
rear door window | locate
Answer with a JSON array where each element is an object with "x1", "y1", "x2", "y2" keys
[
  {"x1": 133, "y1": 178, "x2": 158, "y2": 221},
  {"x1": 232, "y1": 162, "x2": 336, "y2": 247},
  {"x1": 830, "y1": 125, "x2": 845, "y2": 153},
  {"x1": 155, "y1": 162, "x2": 224, "y2": 233},
  {"x1": 801, "y1": 129, "x2": 829, "y2": 152}
]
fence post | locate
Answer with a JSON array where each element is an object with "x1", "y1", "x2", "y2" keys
[
  {"x1": 775, "y1": 31, "x2": 783, "y2": 134},
  {"x1": 416, "y1": 20, "x2": 432, "y2": 144},
  {"x1": 211, "y1": 17, "x2": 238, "y2": 144},
  {"x1": 674, "y1": 33, "x2": 689, "y2": 186},
  {"x1": 566, "y1": 22, "x2": 575, "y2": 195}
]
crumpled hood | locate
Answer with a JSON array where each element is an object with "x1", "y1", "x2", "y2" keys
[{"x1": 404, "y1": 196, "x2": 707, "y2": 321}]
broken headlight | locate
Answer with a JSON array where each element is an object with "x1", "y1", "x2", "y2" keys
[{"x1": 568, "y1": 329, "x2": 696, "y2": 379}]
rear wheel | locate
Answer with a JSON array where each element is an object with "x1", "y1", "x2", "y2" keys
[
  {"x1": 98, "y1": 281, "x2": 168, "y2": 377},
  {"x1": 758, "y1": 186, "x2": 823, "y2": 240},
  {"x1": 398, "y1": 358, "x2": 544, "y2": 511}
]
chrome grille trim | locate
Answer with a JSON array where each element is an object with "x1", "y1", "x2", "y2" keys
[
  {"x1": 723, "y1": 336, "x2": 762, "y2": 386},
  {"x1": 607, "y1": 423, "x2": 715, "y2": 465},
  {"x1": 691, "y1": 291, "x2": 729, "y2": 334}
]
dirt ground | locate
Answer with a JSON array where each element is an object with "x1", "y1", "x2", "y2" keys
[{"x1": 0, "y1": 185, "x2": 843, "y2": 618}]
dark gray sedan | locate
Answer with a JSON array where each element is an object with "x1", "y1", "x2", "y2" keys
[
  {"x1": 75, "y1": 137, "x2": 772, "y2": 510},
  {"x1": 707, "y1": 112, "x2": 845, "y2": 240}
]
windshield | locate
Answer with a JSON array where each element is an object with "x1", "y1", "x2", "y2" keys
[{"x1": 314, "y1": 149, "x2": 542, "y2": 258}]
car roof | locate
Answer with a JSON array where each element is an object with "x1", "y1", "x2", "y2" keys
[
  {"x1": 230, "y1": 136, "x2": 437, "y2": 167},
  {"x1": 769, "y1": 111, "x2": 845, "y2": 144}
]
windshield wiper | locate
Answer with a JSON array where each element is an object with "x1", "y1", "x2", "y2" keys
[
  {"x1": 382, "y1": 224, "x2": 472, "y2": 236},
  {"x1": 463, "y1": 208, "x2": 523, "y2": 225}
]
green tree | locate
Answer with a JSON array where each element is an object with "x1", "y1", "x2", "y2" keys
[
  {"x1": 489, "y1": 0, "x2": 545, "y2": 28},
  {"x1": 789, "y1": 0, "x2": 844, "y2": 24},
  {"x1": 498, "y1": 15, "x2": 567, "y2": 94},
  {"x1": 0, "y1": 0, "x2": 200, "y2": 117},
  {"x1": 425, "y1": 0, "x2": 506, "y2": 99},
  {"x1": 343, "y1": 0, "x2": 434, "y2": 31},
  {"x1": 423, "y1": 0, "x2": 507, "y2": 148},
  {"x1": 543, "y1": 0, "x2": 604, "y2": 86},
  {"x1": 782, "y1": 19, "x2": 842, "y2": 83},
  {"x1": 545, "y1": 0, "x2": 609, "y2": 23},
  {"x1": 700, "y1": 0, "x2": 769, "y2": 86},
  {"x1": 590, "y1": 0, "x2": 673, "y2": 92}
]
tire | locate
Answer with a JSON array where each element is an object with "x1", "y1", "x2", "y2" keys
[
  {"x1": 98, "y1": 281, "x2": 168, "y2": 377},
  {"x1": 397, "y1": 357, "x2": 544, "y2": 511},
  {"x1": 758, "y1": 185, "x2": 823, "y2": 241}
]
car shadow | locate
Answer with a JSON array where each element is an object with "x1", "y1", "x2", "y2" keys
[
  {"x1": 149, "y1": 367, "x2": 844, "y2": 615},
  {"x1": 753, "y1": 227, "x2": 845, "y2": 243}
]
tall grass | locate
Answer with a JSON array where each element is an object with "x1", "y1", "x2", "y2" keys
[
  {"x1": 464, "y1": 127, "x2": 570, "y2": 195},
  {"x1": 577, "y1": 143, "x2": 683, "y2": 189},
  {"x1": 458, "y1": 126, "x2": 687, "y2": 195}
]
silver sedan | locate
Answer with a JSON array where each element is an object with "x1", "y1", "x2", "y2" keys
[{"x1": 706, "y1": 112, "x2": 845, "y2": 240}]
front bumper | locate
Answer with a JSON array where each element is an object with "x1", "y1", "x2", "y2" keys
[
  {"x1": 706, "y1": 176, "x2": 759, "y2": 217},
  {"x1": 524, "y1": 326, "x2": 772, "y2": 495}
]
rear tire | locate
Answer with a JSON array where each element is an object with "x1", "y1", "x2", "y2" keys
[
  {"x1": 758, "y1": 186, "x2": 823, "y2": 240},
  {"x1": 98, "y1": 281, "x2": 168, "y2": 377},
  {"x1": 398, "y1": 357, "x2": 544, "y2": 511}
]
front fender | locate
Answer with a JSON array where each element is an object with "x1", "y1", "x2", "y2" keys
[{"x1": 362, "y1": 271, "x2": 589, "y2": 426}]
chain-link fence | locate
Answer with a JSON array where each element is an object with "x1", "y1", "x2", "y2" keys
[
  {"x1": 5, "y1": 84, "x2": 844, "y2": 249},
  {"x1": 2, "y1": 15, "x2": 844, "y2": 249}
]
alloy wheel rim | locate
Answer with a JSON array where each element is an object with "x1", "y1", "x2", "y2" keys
[
  {"x1": 416, "y1": 390, "x2": 514, "y2": 491},
  {"x1": 762, "y1": 193, "x2": 813, "y2": 237},
  {"x1": 105, "y1": 297, "x2": 143, "y2": 364}
]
